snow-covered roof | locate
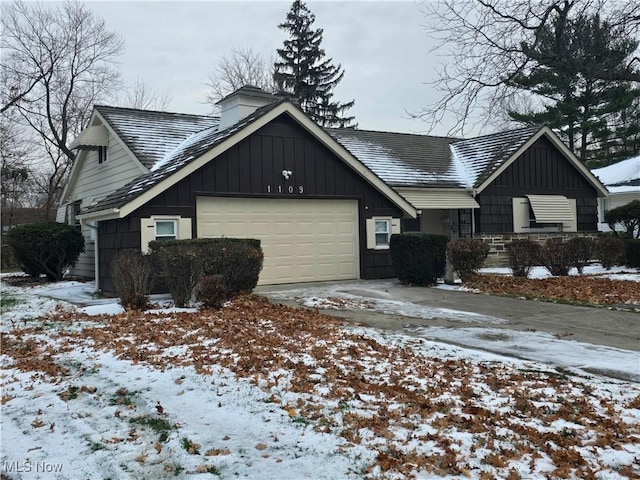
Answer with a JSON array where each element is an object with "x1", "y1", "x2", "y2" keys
[
  {"x1": 327, "y1": 126, "x2": 541, "y2": 189},
  {"x1": 82, "y1": 100, "x2": 287, "y2": 215},
  {"x1": 591, "y1": 155, "x2": 640, "y2": 188},
  {"x1": 326, "y1": 129, "x2": 461, "y2": 187},
  {"x1": 96, "y1": 105, "x2": 219, "y2": 169}
]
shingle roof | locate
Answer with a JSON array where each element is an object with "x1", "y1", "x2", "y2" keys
[
  {"x1": 327, "y1": 125, "x2": 541, "y2": 189},
  {"x1": 95, "y1": 105, "x2": 219, "y2": 169},
  {"x1": 83, "y1": 100, "x2": 287, "y2": 215},
  {"x1": 326, "y1": 128, "x2": 460, "y2": 187},
  {"x1": 592, "y1": 155, "x2": 640, "y2": 188}
]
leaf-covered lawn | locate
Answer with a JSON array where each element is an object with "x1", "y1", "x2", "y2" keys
[
  {"x1": 2, "y1": 295, "x2": 639, "y2": 479},
  {"x1": 463, "y1": 274, "x2": 640, "y2": 308}
]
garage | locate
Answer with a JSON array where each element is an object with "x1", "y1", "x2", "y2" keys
[{"x1": 196, "y1": 197, "x2": 359, "y2": 285}]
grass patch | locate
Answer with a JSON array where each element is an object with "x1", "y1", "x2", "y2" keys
[
  {"x1": 0, "y1": 294, "x2": 20, "y2": 312},
  {"x1": 130, "y1": 416, "x2": 173, "y2": 442},
  {"x1": 181, "y1": 437, "x2": 201, "y2": 454},
  {"x1": 109, "y1": 388, "x2": 137, "y2": 406}
]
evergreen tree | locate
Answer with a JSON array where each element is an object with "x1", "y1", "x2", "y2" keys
[
  {"x1": 274, "y1": 0, "x2": 356, "y2": 128},
  {"x1": 507, "y1": 12, "x2": 640, "y2": 166}
]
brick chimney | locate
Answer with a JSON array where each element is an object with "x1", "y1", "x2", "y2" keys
[{"x1": 216, "y1": 85, "x2": 279, "y2": 130}]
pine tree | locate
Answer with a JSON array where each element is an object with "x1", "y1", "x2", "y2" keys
[
  {"x1": 274, "y1": 0, "x2": 356, "y2": 128},
  {"x1": 507, "y1": 12, "x2": 640, "y2": 165}
]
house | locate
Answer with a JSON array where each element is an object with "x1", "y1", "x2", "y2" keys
[
  {"x1": 591, "y1": 155, "x2": 640, "y2": 232},
  {"x1": 58, "y1": 86, "x2": 608, "y2": 293}
]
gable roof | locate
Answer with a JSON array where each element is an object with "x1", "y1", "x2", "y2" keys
[
  {"x1": 80, "y1": 100, "x2": 417, "y2": 220},
  {"x1": 326, "y1": 128, "x2": 460, "y2": 187},
  {"x1": 592, "y1": 155, "x2": 640, "y2": 193},
  {"x1": 95, "y1": 105, "x2": 219, "y2": 169}
]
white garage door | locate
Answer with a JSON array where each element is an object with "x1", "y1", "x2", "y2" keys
[{"x1": 196, "y1": 197, "x2": 359, "y2": 285}]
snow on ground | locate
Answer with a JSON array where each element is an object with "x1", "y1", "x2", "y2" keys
[{"x1": 1, "y1": 269, "x2": 639, "y2": 479}]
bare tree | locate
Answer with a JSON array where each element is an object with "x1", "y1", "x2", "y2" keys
[
  {"x1": 205, "y1": 47, "x2": 277, "y2": 107},
  {"x1": 415, "y1": 0, "x2": 640, "y2": 135},
  {"x1": 1, "y1": 0, "x2": 124, "y2": 214},
  {"x1": 120, "y1": 77, "x2": 173, "y2": 111}
]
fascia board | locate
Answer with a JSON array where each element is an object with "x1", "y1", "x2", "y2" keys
[
  {"x1": 116, "y1": 102, "x2": 417, "y2": 220},
  {"x1": 476, "y1": 126, "x2": 609, "y2": 197}
]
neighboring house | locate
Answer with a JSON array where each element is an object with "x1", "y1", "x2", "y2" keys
[
  {"x1": 58, "y1": 86, "x2": 608, "y2": 293},
  {"x1": 591, "y1": 155, "x2": 640, "y2": 232}
]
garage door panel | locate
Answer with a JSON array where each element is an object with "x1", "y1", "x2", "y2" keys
[{"x1": 197, "y1": 197, "x2": 359, "y2": 285}]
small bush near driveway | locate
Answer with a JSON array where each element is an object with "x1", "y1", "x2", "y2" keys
[{"x1": 390, "y1": 233, "x2": 449, "y2": 286}]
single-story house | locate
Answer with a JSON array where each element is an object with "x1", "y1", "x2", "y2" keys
[
  {"x1": 591, "y1": 155, "x2": 640, "y2": 232},
  {"x1": 58, "y1": 86, "x2": 608, "y2": 293}
]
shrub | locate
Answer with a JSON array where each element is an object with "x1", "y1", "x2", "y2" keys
[
  {"x1": 389, "y1": 233, "x2": 449, "y2": 286},
  {"x1": 604, "y1": 199, "x2": 640, "y2": 238},
  {"x1": 595, "y1": 236, "x2": 626, "y2": 270},
  {"x1": 540, "y1": 238, "x2": 572, "y2": 276},
  {"x1": 149, "y1": 242, "x2": 201, "y2": 307},
  {"x1": 197, "y1": 274, "x2": 229, "y2": 309},
  {"x1": 5, "y1": 222, "x2": 84, "y2": 281},
  {"x1": 625, "y1": 239, "x2": 640, "y2": 268},
  {"x1": 446, "y1": 239, "x2": 490, "y2": 282},
  {"x1": 506, "y1": 239, "x2": 541, "y2": 278},
  {"x1": 111, "y1": 250, "x2": 155, "y2": 311},
  {"x1": 149, "y1": 238, "x2": 263, "y2": 307},
  {"x1": 567, "y1": 236, "x2": 594, "y2": 274}
]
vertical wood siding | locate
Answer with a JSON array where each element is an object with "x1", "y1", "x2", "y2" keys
[
  {"x1": 475, "y1": 137, "x2": 599, "y2": 233},
  {"x1": 98, "y1": 115, "x2": 401, "y2": 292}
]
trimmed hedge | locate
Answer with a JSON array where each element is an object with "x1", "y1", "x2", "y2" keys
[
  {"x1": 446, "y1": 239, "x2": 490, "y2": 282},
  {"x1": 625, "y1": 239, "x2": 640, "y2": 268},
  {"x1": 567, "y1": 236, "x2": 594, "y2": 274},
  {"x1": 5, "y1": 222, "x2": 84, "y2": 281},
  {"x1": 390, "y1": 233, "x2": 449, "y2": 286},
  {"x1": 595, "y1": 236, "x2": 626, "y2": 270},
  {"x1": 540, "y1": 238, "x2": 573, "y2": 276},
  {"x1": 149, "y1": 238, "x2": 263, "y2": 307}
]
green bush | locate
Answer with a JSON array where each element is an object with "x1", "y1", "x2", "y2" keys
[
  {"x1": 390, "y1": 233, "x2": 449, "y2": 286},
  {"x1": 197, "y1": 274, "x2": 229, "y2": 309},
  {"x1": 625, "y1": 239, "x2": 640, "y2": 268},
  {"x1": 540, "y1": 238, "x2": 572, "y2": 276},
  {"x1": 506, "y1": 239, "x2": 540, "y2": 278},
  {"x1": 5, "y1": 222, "x2": 84, "y2": 281},
  {"x1": 149, "y1": 238, "x2": 263, "y2": 307},
  {"x1": 604, "y1": 199, "x2": 640, "y2": 238},
  {"x1": 595, "y1": 236, "x2": 626, "y2": 270},
  {"x1": 111, "y1": 250, "x2": 155, "y2": 311},
  {"x1": 567, "y1": 236, "x2": 594, "y2": 274},
  {"x1": 446, "y1": 239, "x2": 490, "y2": 282}
]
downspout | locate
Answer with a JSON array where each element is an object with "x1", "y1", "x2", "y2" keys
[{"x1": 82, "y1": 220, "x2": 100, "y2": 293}]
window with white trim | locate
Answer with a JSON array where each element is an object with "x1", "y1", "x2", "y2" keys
[
  {"x1": 366, "y1": 217, "x2": 401, "y2": 249},
  {"x1": 155, "y1": 220, "x2": 177, "y2": 241},
  {"x1": 140, "y1": 217, "x2": 193, "y2": 253},
  {"x1": 375, "y1": 219, "x2": 391, "y2": 246},
  {"x1": 512, "y1": 196, "x2": 577, "y2": 233}
]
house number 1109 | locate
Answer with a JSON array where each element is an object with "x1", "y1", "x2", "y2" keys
[{"x1": 266, "y1": 185, "x2": 304, "y2": 194}]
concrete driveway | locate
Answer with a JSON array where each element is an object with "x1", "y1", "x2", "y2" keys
[{"x1": 257, "y1": 280, "x2": 640, "y2": 352}]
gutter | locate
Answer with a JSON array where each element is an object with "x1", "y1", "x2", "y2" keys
[{"x1": 81, "y1": 220, "x2": 101, "y2": 293}]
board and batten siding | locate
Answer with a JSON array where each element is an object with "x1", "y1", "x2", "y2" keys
[
  {"x1": 475, "y1": 137, "x2": 599, "y2": 233},
  {"x1": 97, "y1": 115, "x2": 402, "y2": 293}
]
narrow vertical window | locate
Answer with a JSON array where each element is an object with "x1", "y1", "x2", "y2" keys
[{"x1": 375, "y1": 219, "x2": 391, "y2": 247}]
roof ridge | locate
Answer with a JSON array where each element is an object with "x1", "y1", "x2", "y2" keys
[
  {"x1": 454, "y1": 125, "x2": 541, "y2": 143},
  {"x1": 95, "y1": 104, "x2": 219, "y2": 119},
  {"x1": 327, "y1": 126, "x2": 461, "y2": 140}
]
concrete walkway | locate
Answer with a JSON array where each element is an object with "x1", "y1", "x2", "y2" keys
[{"x1": 256, "y1": 280, "x2": 640, "y2": 352}]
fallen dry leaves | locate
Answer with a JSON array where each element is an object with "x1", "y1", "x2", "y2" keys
[
  {"x1": 2, "y1": 293, "x2": 639, "y2": 478},
  {"x1": 464, "y1": 273, "x2": 640, "y2": 307}
]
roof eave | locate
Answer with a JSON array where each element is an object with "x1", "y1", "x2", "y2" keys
[{"x1": 475, "y1": 126, "x2": 610, "y2": 197}]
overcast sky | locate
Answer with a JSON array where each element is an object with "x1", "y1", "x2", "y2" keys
[{"x1": 84, "y1": 0, "x2": 463, "y2": 136}]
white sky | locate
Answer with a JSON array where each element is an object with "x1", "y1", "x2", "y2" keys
[{"x1": 83, "y1": 0, "x2": 458, "y2": 135}]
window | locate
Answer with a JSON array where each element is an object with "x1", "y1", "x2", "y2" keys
[
  {"x1": 512, "y1": 196, "x2": 577, "y2": 233},
  {"x1": 366, "y1": 216, "x2": 400, "y2": 249},
  {"x1": 67, "y1": 201, "x2": 81, "y2": 228},
  {"x1": 98, "y1": 146, "x2": 108, "y2": 164},
  {"x1": 375, "y1": 219, "x2": 391, "y2": 246},
  {"x1": 155, "y1": 220, "x2": 177, "y2": 241}
]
